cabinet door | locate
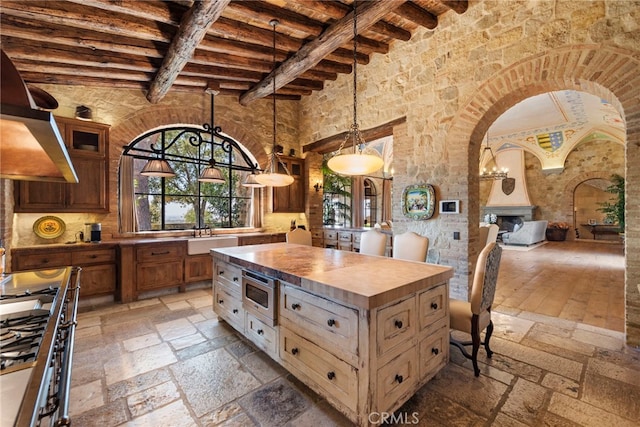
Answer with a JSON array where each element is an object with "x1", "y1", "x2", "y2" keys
[
  {"x1": 80, "y1": 264, "x2": 117, "y2": 296},
  {"x1": 15, "y1": 181, "x2": 66, "y2": 211},
  {"x1": 185, "y1": 254, "x2": 213, "y2": 283},
  {"x1": 67, "y1": 157, "x2": 108, "y2": 211},
  {"x1": 273, "y1": 157, "x2": 304, "y2": 213}
]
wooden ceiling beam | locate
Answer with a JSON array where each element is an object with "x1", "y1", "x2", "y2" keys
[
  {"x1": 394, "y1": 3, "x2": 438, "y2": 29},
  {"x1": 239, "y1": 0, "x2": 405, "y2": 106},
  {"x1": 303, "y1": 117, "x2": 407, "y2": 154},
  {"x1": 147, "y1": 0, "x2": 230, "y2": 103},
  {"x1": 440, "y1": 0, "x2": 469, "y2": 14}
]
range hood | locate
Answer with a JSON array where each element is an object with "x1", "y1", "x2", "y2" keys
[{"x1": 0, "y1": 50, "x2": 78, "y2": 183}]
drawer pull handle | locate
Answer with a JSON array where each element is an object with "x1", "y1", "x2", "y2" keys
[
  {"x1": 42, "y1": 259, "x2": 49, "y2": 263},
  {"x1": 327, "y1": 371, "x2": 335, "y2": 380},
  {"x1": 431, "y1": 302, "x2": 438, "y2": 310},
  {"x1": 233, "y1": 277, "x2": 239, "y2": 282},
  {"x1": 218, "y1": 299, "x2": 224, "y2": 304},
  {"x1": 232, "y1": 309, "x2": 238, "y2": 314},
  {"x1": 291, "y1": 303, "x2": 301, "y2": 310},
  {"x1": 90, "y1": 254, "x2": 98, "y2": 259},
  {"x1": 432, "y1": 348, "x2": 439, "y2": 355},
  {"x1": 257, "y1": 329, "x2": 264, "y2": 335},
  {"x1": 152, "y1": 251, "x2": 170, "y2": 256},
  {"x1": 291, "y1": 347, "x2": 299, "y2": 355},
  {"x1": 219, "y1": 271, "x2": 225, "y2": 275},
  {"x1": 327, "y1": 319, "x2": 336, "y2": 327},
  {"x1": 394, "y1": 320, "x2": 403, "y2": 329},
  {"x1": 395, "y1": 374, "x2": 404, "y2": 384}
]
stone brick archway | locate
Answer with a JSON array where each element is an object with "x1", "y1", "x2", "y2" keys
[
  {"x1": 447, "y1": 44, "x2": 640, "y2": 346},
  {"x1": 562, "y1": 171, "x2": 618, "y2": 233}
]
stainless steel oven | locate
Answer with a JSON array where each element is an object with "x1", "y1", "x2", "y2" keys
[{"x1": 241, "y1": 269, "x2": 277, "y2": 326}]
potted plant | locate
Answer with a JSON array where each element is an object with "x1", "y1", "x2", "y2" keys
[
  {"x1": 546, "y1": 221, "x2": 570, "y2": 241},
  {"x1": 598, "y1": 174, "x2": 625, "y2": 233}
]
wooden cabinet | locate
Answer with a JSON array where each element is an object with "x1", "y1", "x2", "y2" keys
[
  {"x1": 14, "y1": 117, "x2": 110, "y2": 213},
  {"x1": 184, "y1": 254, "x2": 212, "y2": 283},
  {"x1": 11, "y1": 245, "x2": 117, "y2": 298},
  {"x1": 213, "y1": 260, "x2": 245, "y2": 332},
  {"x1": 272, "y1": 156, "x2": 305, "y2": 213},
  {"x1": 237, "y1": 233, "x2": 285, "y2": 246},
  {"x1": 135, "y1": 242, "x2": 184, "y2": 292}
]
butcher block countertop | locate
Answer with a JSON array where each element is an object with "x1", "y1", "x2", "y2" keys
[{"x1": 212, "y1": 242, "x2": 453, "y2": 310}]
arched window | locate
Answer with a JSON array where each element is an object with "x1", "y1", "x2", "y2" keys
[{"x1": 121, "y1": 125, "x2": 261, "y2": 232}]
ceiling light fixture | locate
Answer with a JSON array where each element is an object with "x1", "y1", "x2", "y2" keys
[
  {"x1": 254, "y1": 19, "x2": 294, "y2": 187},
  {"x1": 140, "y1": 158, "x2": 176, "y2": 177},
  {"x1": 327, "y1": 2, "x2": 383, "y2": 176},
  {"x1": 479, "y1": 133, "x2": 508, "y2": 180},
  {"x1": 198, "y1": 89, "x2": 225, "y2": 183}
]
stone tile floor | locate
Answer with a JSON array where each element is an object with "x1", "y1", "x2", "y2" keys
[{"x1": 70, "y1": 288, "x2": 640, "y2": 426}]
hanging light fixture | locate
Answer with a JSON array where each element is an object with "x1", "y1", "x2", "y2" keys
[
  {"x1": 327, "y1": 2, "x2": 384, "y2": 176},
  {"x1": 140, "y1": 158, "x2": 176, "y2": 177},
  {"x1": 479, "y1": 133, "x2": 508, "y2": 180},
  {"x1": 198, "y1": 88, "x2": 226, "y2": 183},
  {"x1": 254, "y1": 19, "x2": 294, "y2": 187},
  {"x1": 242, "y1": 171, "x2": 265, "y2": 188}
]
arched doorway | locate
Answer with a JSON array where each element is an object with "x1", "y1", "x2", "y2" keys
[{"x1": 447, "y1": 45, "x2": 639, "y2": 345}]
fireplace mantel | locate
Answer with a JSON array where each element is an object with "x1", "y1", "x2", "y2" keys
[{"x1": 483, "y1": 205, "x2": 537, "y2": 221}]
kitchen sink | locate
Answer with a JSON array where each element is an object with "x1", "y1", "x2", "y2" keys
[{"x1": 187, "y1": 236, "x2": 238, "y2": 255}]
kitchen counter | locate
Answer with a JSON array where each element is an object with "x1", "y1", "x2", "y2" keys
[
  {"x1": 212, "y1": 242, "x2": 452, "y2": 309},
  {"x1": 211, "y1": 243, "x2": 453, "y2": 426}
]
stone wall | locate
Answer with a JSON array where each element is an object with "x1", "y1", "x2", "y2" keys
[{"x1": 298, "y1": 0, "x2": 640, "y2": 345}]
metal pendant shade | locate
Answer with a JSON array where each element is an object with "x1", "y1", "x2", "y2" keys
[
  {"x1": 254, "y1": 19, "x2": 293, "y2": 188},
  {"x1": 140, "y1": 159, "x2": 176, "y2": 177},
  {"x1": 327, "y1": 2, "x2": 383, "y2": 176}
]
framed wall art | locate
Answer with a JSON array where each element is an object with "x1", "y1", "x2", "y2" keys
[
  {"x1": 439, "y1": 200, "x2": 460, "y2": 214},
  {"x1": 401, "y1": 184, "x2": 435, "y2": 220}
]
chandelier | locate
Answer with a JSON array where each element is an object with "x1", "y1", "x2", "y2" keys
[
  {"x1": 327, "y1": 2, "x2": 383, "y2": 176},
  {"x1": 254, "y1": 19, "x2": 294, "y2": 187},
  {"x1": 479, "y1": 134, "x2": 508, "y2": 180}
]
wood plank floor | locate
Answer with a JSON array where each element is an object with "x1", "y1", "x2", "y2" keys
[{"x1": 493, "y1": 240, "x2": 625, "y2": 332}]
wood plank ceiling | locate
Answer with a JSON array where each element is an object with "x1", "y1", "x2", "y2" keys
[{"x1": 0, "y1": 0, "x2": 468, "y2": 105}]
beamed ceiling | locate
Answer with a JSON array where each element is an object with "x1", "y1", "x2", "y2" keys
[{"x1": 0, "y1": 0, "x2": 468, "y2": 105}]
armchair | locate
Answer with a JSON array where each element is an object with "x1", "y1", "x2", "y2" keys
[{"x1": 501, "y1": 220, "x2": 548, "y2": 246}]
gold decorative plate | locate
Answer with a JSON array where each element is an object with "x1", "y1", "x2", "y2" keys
[{"x1": 33, "y1": 216, "x2": 66, "y2": 239}]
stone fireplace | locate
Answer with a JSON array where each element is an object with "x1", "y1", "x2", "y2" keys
[{"x1": 483, "y1": 205, "x2": 537, "y2": 231}]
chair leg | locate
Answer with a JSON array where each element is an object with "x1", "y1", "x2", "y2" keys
[
  {"x1": 471, "y1": 315, "x2": 481, "y2": 377},
  {"x1": 484, "y1": 320, "x2": 494, "y2": 358}
]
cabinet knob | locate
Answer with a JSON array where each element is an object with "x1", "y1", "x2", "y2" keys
[
  {"x1": 431, "y1": 302, "x2": 438, "y2": 310},
  {"x1": 327, "y1": 318, "x2": 336, "y2": 327},
  {"x1": 232, "y1": 309, "x2": 238, "y2": 314},
  {"x1": 394, "y1": 320, "x2": 403, "y2": 329},
  {"x1": 233, "y1": 277, "x2": 239, "y2": 282},
  {"x1": 327, "y1": 371, "x2": 335, "y2": 380},
  {"x1": 432, "y1": 347, "x2": 439, "y2": 355},
  {"x1": 257, "y1": 329, "x2": 264, "y2": 335},
  {"x1": 218, "y1": 299, "x2": 224, "y2": 304},
  {"x1": 291, "y1": 303, "x2": 301, "y2": 310},
  {"x1": 291, "y1": 347, "x2": 299, "y2": 355},
  {"x1": 395, "y1": 374, "x2": 404, "y2": 384},
  {"x1": 219, "y1": 270, "x2": 225, "y2": 275}
]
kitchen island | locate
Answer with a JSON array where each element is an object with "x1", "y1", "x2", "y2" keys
[{"x1": 211, "y1": 243, "x2": 453, "y2": 427}]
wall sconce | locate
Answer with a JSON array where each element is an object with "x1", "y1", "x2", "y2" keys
[{"x1": 314, "y1": 182, "x2": 323, "y2": 192}]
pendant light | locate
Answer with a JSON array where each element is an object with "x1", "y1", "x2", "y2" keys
[
  {"x1": 198, "y1": 89, "x2": 225, "y2": 183},
  {"x1": 242, "y1": 171, "x2": 265, "y2": 188},
  {"x1": 254, "y1": 19, "x2": 294, "y2": 187},
  {"x1": 327, "y1": 2, "x2": 383, "y2": 176},
  {"x1": 140, "y1": 158, "x2": 176, "y2": 177}
]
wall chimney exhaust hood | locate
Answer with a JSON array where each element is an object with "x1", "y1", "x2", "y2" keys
[{"x1": 0, "y1": 50, "x2": 78, "y2": 183}]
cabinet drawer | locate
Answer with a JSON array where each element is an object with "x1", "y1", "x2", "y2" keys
[
  {"x1": 338, "y1": 242, "x2": 352, "y2": 251},
  {"x1": 15, "y1": 252, "x2": 71, "y2": 271},
  {"x1": 338, "y1": 232, "x2": 352, "y2": 242},
  {"x1": 419, "y1": 321, "x2": 448, "y2": 380},
  {"x1": 280, "y1": 284, "x2": 358, "y2": 358},
  {"x1": 376, "y1": 346, "x2": 417, "y2": 411},
  {"x1": 72, "y1": 248, "x2": 116, "y2": 265},
  {"x1": 246, "y1": 312, "x2": 278, "y2": 358},
  {"x1": 323, "y1": 230, "x2": 337, "y2": 240},
  {"x1": 281, "y1": 327, "x2": 358, "y2": 412},
  {"x1": 311, "y1": 229, "x2": 323, "y2": 240},
  {"x1": 376, "y1": 296, "x2": 416, "y2": 356},
  {"x1": 418, "y1": 284, "x2": 447, "y2": 332},
  {"x1": 214, "y1": 283, "x2": 244, "y2": 331},
  {"x1": 136, "y1": 243, "x2": 184, "y2": 262},
  {"x1": 352, "y1": 233, "x2": 362, "y2": 244},
  {"x1": 215, "y1": 260, "x2": 242, "y2": 290}
]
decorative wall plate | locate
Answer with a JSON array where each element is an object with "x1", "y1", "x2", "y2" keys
[
  {"x1": 402, "y1": 184, "x2": 435, "y2": 220},
  {"x1": 33, "y1": 216, "x2": 66, "y2": 239}
]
